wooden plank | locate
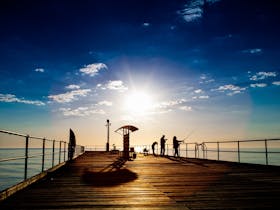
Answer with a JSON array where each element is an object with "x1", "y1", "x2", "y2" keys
[{"x1": 1, "y1": 151, "x2": 280, "y2": 209}]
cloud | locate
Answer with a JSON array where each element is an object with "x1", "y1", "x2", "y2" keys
[
  {"x1": 79, "y1": 63, "x2": 107, "y2": 77},
  {"x1": 250, "y1": 83, "x2": 267, "y2": 88},
  {"x1": 192, "y1": 95, "x2": 209, "y2": 99},
  {"x1": 199, "y1": 74, "x2": 215, "y2": 84},
  {"x1": 194, "y1": 89, "x2": 203, "y2": 94},
  {"x1": 34, "y1": 68, "x2": 44, "y2": 73},
  {"x1": 272, "y1": 81, "x2": 280, "y2": 86},
  {"x1": 155, "y1": 99, "x2": 186, "y2": 109},
  {"x1": 48, "y1": 89, "x2": 91, "y2": 103},
  {"x1": 242, "y1": 48, "x2": 262, "y2": 54},
  {"x1": 200, "y1": 74, "x2": 207, "y2": 80},
  {"x1": 0, "y1": 93, "x2": 45, "y2": 106},
  {"x1": 60, "y1": 107, "x2": 105, "y2": 117},
  {"x1": 198, "y1": 95, "x2": 209, "y2": 99},
  {"x1": 66, "y1": 84, "x2": 80, "y2": 90},
  {"x1": 249, "y1": 71, "x2": 277, "y2": 81},
  {"x1": 97, "y1": 80, "x2": 128, "y2": 92},
  {"x1": 179, "y1": 106, "x2": 192, "y2": 111},
  {"x1": 216, "y1": 84, "x2": 246, "y2": 91},
  {"x1": 143, "y1": 22, "x2": 150, "y2": 27},
  {"x1": 97, "y1": 100, "x2": 112, "y2": 106},
  {"x1": 178, "y1": 0, "x2": 221, "y2": 22},
  {"x1": 213, "y1": 84, "x2": 246, "y2": 96}
]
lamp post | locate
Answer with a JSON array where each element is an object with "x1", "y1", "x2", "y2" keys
[{"x1": 106, "y1": 119, "x2": 111, "y2": 152}]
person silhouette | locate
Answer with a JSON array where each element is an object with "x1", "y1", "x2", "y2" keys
[
  {"x1": 152, "y1": 141, "x2": 158, "y2": 156},
  {"x1": 173, "y1": 136, "x2": 183, "y2": 157},
  {"x1": 160, "y1": 135, "x2": 167, "y2": 156}
]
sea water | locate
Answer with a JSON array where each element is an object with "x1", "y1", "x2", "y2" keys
[{"x1": 0, "y1": 148, "x2": 67, "y2": 191}]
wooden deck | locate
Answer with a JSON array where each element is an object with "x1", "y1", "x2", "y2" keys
[{"x1": 1, "y1": 151, "x2": 280, "y2": 209}]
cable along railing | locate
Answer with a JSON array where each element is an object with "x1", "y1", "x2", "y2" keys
[
  {"x1": 0, "y1": 129, "x2": 84, "y2": 192},
  {"x1": 199, "y1": 138, "x2": 280, "y2": 166},
  {"x1": 89, "y1": 138, "x2": 280, "y2": 166}
]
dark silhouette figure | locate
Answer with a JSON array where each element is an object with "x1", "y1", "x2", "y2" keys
[
  {"x1": 152, "y1": 141, "x2": 158, "y2": 155},
  {"x1": 173, "y1": 136, "x2": 183, "y2": 157},
  {"x1": 160, "y1": 135, "x2": 167, "y2": 156},
  {"x1": 68, "y1": 129, "x2": 76, "y2": 160}
]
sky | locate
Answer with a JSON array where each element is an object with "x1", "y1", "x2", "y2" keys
[{"x1": 0, "y1": 0, "x2": 280, "y2": 148}]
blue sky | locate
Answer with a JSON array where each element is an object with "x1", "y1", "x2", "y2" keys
[{"x1": 0, "y1": 0, "x2": 280, "y2": 146}]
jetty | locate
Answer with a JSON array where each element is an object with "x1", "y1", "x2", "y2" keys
[{"x1": 1, "y1": 151, "x2": 280, "y2": 209}]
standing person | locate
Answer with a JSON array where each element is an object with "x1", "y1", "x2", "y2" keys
[
  {"x1": 152, "y1": 141, "x2": 158, "y2": 156},
  {"x1": 173, "y1": 136, "x2": 183, "y2": 157},
  {"x1": 160, "y1": 135, "x2": 167, "y2": 156}
]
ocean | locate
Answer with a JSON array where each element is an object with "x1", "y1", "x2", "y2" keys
[
  {"x1": 0, "y1": 148, "x2": 67, "y2": 192},
  {"x1": 0, "y1": 147, "x2": 279, "y2": 192}
]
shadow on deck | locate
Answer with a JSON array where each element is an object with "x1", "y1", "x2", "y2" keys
[{"x1": 83, "y1": 157, "x2": 138, "y2": 186}]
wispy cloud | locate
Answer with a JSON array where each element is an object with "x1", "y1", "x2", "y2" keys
[
  {"x1": 194, "y1": 89, "x2": 203, "y2": 94},
  {"x1": 97, "y1": 80, "x2": 128, "y2": 92},
  {"x1": 34, "y1": 68, "x2": 44, "y2": 73},
  {"x1": 155, "y1": 99, "x2": 186, "y2": 109},
  {"x1": 213, "y1": 84, "x2": 246, "y2": 96},
  {"x1": 272, "y1": 81, "x2": 280, "y2": 86},
  {"x1": 242, "y1": 48, "x2": 262, "y2": 54},
  {"x1": 192, "y1": 95, "x2": 209, "y2": 99},
  {"x1": 80, "y1": 63, "x2": 107, "y2": 77},
  {"x1": 97, "y1": 100, "x2": 112, "y2": 106},
  {"x1": 48, "y1": 89, "x2": 91, "y2": 103},
  {"x1": 178, "y1": 0, "x2": 221, "y2": 22},
  {"x1": 0, "y1": 93, "x2": 45, "y2": 106},
  {"x1": 250, "y1": 83, "x2": 267, "y2": 88},
  {"x1": 199, "y1": 74, "x2": 215, "y2": 84},
  {"x1": 249, "y1": 71, "x2": 277, "y2": 81},
  {"x1": 143, "y1": 22, "x2": 150, "y2": 27},
  {"x1": 66, "y1": 84, "x2": 80, "y2": 90},
  {"x1": 179, "y1": 106, "x2": 192, "y2": 111},
  {"x1": 60, "y1": 107, "x2": 105, "y2": 117}
]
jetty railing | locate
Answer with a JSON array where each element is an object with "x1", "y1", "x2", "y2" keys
[
  {"x1": 85, "y1": 138, "x2": 280, "y2": 166},
  {"x1": 200, "y1": 138, "x2": 280, "y2": 165},
  {"x1": 0, "y1": 129, "x2": 85, "y2": 192}
]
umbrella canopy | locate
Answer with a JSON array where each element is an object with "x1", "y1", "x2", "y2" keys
[{"x1": 115, "y1": 125, "x2": 138, "y2": 133}]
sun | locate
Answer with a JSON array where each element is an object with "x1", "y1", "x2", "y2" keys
[{"x1": 123, "y1": 91, "x2": 154, "y2": 116}]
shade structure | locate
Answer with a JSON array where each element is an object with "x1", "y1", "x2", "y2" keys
[
  {"x1": 115, "y1": 125, "x2": 138, "y2": 159},
  {"x1": 115, "y1": 125, "x2": 138, "y2": 134}
]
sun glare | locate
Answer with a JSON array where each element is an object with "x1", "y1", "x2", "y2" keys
[{"x1": 123, "y1": 91, "x2": 154, "y2": 116}]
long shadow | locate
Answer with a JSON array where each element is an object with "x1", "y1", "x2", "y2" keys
[
  {"x1": 82, "y1": 157, "x2": 138, "y2": 186},
  {"x1": 165, "y1": 156, "x2": 208, "y2": 167}
]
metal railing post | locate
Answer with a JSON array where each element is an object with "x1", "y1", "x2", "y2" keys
[
  {"x1": 42, "y1": 138, "x2": 45, "y2": 172},
  {"x1": 202, "y1": 143, "x2": 205, "y2": 159},
  {"x1": 24, "y1": 135, "x2": 29, "y2": 180},
  {"x1": 64, "y1": 142, "x2": 66, "y2": 161},
  {"x1": 59, "y1": 141, "x2": 62, "y2": 164},
  {"x1": 52, "y1": 140, "x2": 55, "y2": 167},
  {"x1": 265, "y1": 139, "x2": 268, "y2": 165},
  {"x1": 237, "y1": 141, "x2": 240, "y2": 163},
  {"x1": 217, "y1": 142, "x2": 220, "y2": 161}
]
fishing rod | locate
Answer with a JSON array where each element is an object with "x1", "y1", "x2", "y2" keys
[{"x1": 181, "y1": 129, "x2": 195, "y2": 143}]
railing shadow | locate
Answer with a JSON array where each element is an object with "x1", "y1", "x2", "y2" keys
[
  {"x1": 165, "y1": 156, "x2": 208, "y2": 167},
  {"x1": 82, "y1": 157, "x2": 138, "y2": 186}
]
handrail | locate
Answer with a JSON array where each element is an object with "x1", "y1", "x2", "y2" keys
[
  {"x1": 202, "y1": 138, "x2": 280, "y2": 165},
  {"x1": 0, "y1": 129, "x2": 85, "y2": 192},
  {"x1": 85, "y1": 138, "x2": 280, "y2": 166}
]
